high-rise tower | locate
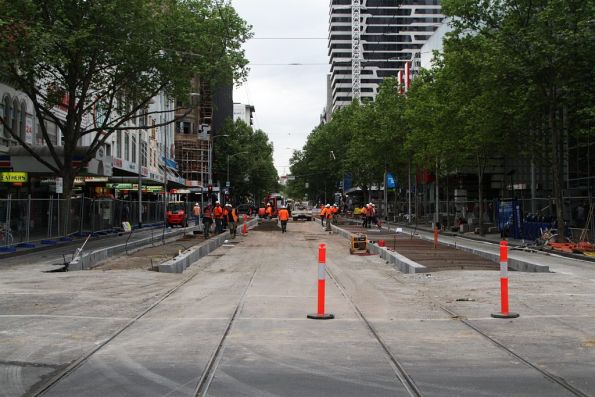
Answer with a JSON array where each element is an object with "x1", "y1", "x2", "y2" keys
[{"x1": 328, "y1": 0, "x2": 444, "y2": 112}]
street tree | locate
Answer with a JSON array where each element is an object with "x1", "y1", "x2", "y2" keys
[
  {"x1": 213, "y1": 119, "x2": 278, "y2": 204},
  {"x1": 443, "y1": 0, "x2": 595, "y2": 240},
  {"x1": 0, "y1": 0, "x2": 251, "y2": 232}
]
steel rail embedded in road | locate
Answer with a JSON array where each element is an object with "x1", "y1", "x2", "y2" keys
[
  {"x1": 438, "y1": 305, "x2": 593, "y2": 397},
  {"x1": 387, "y1": 273, "x2": 593, "y2": 397},
  {"x1": 193, "y1": 266, "x2": 260, "y2": 397},
  {"x1": 29, "y1": 256, "x2": 216, "y2": 397},
  {"x1": 323, "y1": 254, "x2": 424, "y2": 397}
]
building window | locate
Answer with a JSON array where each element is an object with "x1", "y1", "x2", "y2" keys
[
  {"x1": 116, "y1": 131, "x2": 122, "y2": 158},
  {"x1": 20, "y1": 101, "x2": 27, "y2": 141},
  {"x1": 131, "y1": 134, "x2": 137, "y2": 163},
  {"x1": 44, "y1": 120, "x2": 58, "y2": 146},
  {"x1": 141, "y1": 140, "x2": 147, "y2": 167},
  {"x1": 2, "y1": 95, "x2": 11, "y2": 140},
  {"x1": 12, "y1": 98, "x2": 20, "y2": 139},
  {"x1": 124, "y1": 133, "x2": 129, "y2": 161}
]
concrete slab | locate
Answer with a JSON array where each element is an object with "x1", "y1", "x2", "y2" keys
[{"x1": 1, "y1": 219, "x2": 595, "y2": 396}]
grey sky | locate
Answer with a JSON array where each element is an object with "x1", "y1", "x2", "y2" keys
[{"x1": 231, "y1": 0, "x2": 329, "y2": 176}]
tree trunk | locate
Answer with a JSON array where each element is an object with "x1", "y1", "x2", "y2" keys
[
  {"x1": 550, "y1": 104, "x2": 567, "y2": 243},
  {"x1": 478, "y1": 165, "x2": 484, "y2": 236}
]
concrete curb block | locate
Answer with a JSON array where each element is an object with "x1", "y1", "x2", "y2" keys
[
  {"x1": 158, "y1": 217, "x2": 260, "y2": 274},
  {"x1": 70, "y1": 225, "x2": 201, "y2": 271},
  {"x1": 331, "y1": 224, "x2": 427, "y2": 274}
]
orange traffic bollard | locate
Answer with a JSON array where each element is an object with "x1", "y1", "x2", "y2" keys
[
  {"x1": 307, "y1": 244, "x2": 334, "y2": 320},
  {"x1": 433, "y1": 226, "x2": 439, "y2": 249},
  {"x1": 491, "y1": 241, "x2": 519, "y2": 319},
  {"x1": 242, "y1": 214, "x2": 247, "y2": 235}
]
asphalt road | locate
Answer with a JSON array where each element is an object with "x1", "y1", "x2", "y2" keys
[{"x1": 1, "y1": 220, "x2": 594, "y2": 396}]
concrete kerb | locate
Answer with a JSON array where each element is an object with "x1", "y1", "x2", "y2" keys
[
  {"x1": 158, "y1": 217, "x2": 260, "y2": 274},
  {"x1": 70, "y1": 225, "x2": 200, "y2": 271},
  {"x1": 330, "y1": 223, "x2": 427, "y2": 274}
]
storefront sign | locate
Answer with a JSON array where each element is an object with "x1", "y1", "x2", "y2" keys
[
  {"x1": 0, "y1": 172, "x2": 28, "y2": 183},
  {"x1": 74, "y1": 176, "x2": 109, "y2": 185},
  {"x1": 107, "y1": 183, "x2": 133, "y2": 189}
]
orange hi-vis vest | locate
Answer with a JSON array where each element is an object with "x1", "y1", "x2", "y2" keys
[
  {"x1": 320, "y1": 207, "x2": 328, "y2": 217},
  {"x1": 278, "y1": 208, "x2": 289, "y2": 221},
  {"x1": 361, "y1": 207, "x2": 368, "y2": 216},
  {"x1": 214, "y1": 206, "x2": 223, "y2": 219},
  {"x1": 265, "y1": 206, "x2": 273, "y2": 216}
]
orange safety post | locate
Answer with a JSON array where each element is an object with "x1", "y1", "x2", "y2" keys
[
  {"x1": 307, "y1": 244, "x2": 334, "y2": 320},
  {"x1": 242, "y1": 214, "x2": 248, "y2": 235},
  {"x1": 491, "y1": 241, "x2": 520, "y2": 319},
  {"x1": 433, "y1": 226, "x2": 439, "y2": 249}
]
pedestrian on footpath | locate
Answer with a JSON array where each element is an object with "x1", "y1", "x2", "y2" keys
[
  {"x1": 225, "y1": 204, "x2": 239, "y2": 238},
  {"x1": 202, "y1": 204, "x2": 213, "y2": 239},
  {"x1": 278, "y1": 205, "x2": 290, "y2": 233},
  {"x1": 214, "y1": 201, "x2": 223, "y2": 234}
]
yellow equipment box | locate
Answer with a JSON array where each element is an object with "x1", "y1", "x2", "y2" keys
[{"x1": 350, "y1": 233, "x2": 367, "y2": 254}]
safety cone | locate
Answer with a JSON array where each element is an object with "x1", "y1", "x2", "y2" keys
[{"x1": 307, "y1": 244, "x2": 334, "y2": 320}]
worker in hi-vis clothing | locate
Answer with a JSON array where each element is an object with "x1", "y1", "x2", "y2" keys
[{"x1": 278, "y1": 205, "x2": 290, "y2": 233}]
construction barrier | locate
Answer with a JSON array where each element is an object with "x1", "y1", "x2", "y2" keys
[
  {"x1": 307, "y1": 243, "x2": 334, "y2": 320},
  {"x1": 491, "y1": 241, "x2": 520, "y2": 319}
]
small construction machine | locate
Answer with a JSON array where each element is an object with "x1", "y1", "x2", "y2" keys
[{"x1": 350, "y1": 233, "x2": 368, "y2": 255}]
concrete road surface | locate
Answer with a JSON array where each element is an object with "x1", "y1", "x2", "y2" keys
[{"x1": 1, "y1": 220, "x2": 594, "y2": 396}]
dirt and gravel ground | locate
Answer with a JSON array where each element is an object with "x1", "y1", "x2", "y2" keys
[{"x1": 92, "y1": 234, "x2": 208, "y2": 271}]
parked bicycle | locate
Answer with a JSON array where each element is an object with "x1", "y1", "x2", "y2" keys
[{"x1": 0, "y1": 223, "x2": 14, "y2": 246}]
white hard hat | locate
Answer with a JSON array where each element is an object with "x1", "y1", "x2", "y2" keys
[
  {"x1": 325, "y1": 204, "x2": 330, "y2": 208},
  {"x1": 216, "y1": 201, "x2": 220, "y2": 204},
  {"x1": 195, "y1": 203, "x2": 199, "y2": 205}
]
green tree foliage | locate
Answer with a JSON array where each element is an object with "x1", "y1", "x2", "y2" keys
[
  {"x1": 443, "y1": 0, "x2": 595, "y2": 239},
  {"x1": 0, "y1": 0, "x2": 251, "y2": 205},
  {"x1": 213, "y1": 119, "x2": 278, "y2": 204}
]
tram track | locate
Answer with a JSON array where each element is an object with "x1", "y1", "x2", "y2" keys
[
  {"x1": 193, "y1": 266, "x2": 259, "y2": 397},
  {"x1": 28, "y1": 252, "x2": 251, "y2": 397},
  {"x1": 387, "y1": 272, "x2": 593, "y2": 397},
  {"x1": 321, "y1": 252, "x2": 423, "y2": 397}
]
